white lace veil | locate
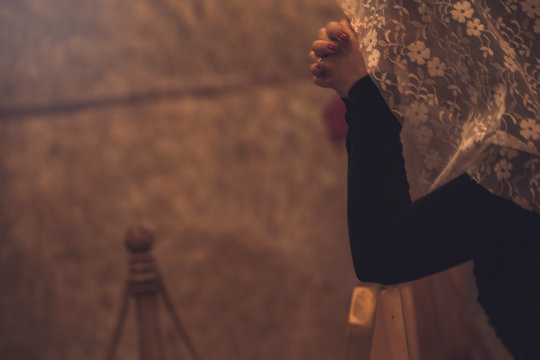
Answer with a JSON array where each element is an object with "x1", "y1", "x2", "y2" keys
[{"x1": 336, "y1": 0, "x2": 540, "y2": 213}]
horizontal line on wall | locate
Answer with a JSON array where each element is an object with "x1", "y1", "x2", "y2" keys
[{"x1": 0, "y1": 72, "x2": 309, "y2": 120}]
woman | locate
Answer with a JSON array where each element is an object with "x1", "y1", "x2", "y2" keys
[{"x1": 309, "y1": 10, "x2": 540, "y2": 359}]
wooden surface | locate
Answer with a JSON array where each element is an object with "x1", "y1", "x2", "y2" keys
[
  {"x1": 370, "y1": 287, "x2": 414, "y2": 360},
  {"x1": 344, "y1": 283, "x2": 420, "y2": 360}
]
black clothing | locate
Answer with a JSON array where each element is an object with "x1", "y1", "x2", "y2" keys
[{"x1": 343, "y1": 76, "x2": 540, "y2": 359}]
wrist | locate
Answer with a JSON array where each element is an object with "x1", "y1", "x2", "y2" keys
[
  {"x1": 336, "y1": 86, "x2": 351, "y2": 98},
  {"x1": 337, "y1": 74, "x2": 368, "y2": 98}
]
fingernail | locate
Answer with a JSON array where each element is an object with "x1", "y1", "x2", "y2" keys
[
  {"x1": 337, "y1": 31, "x2": 349, "y2": 40},
  {"x1": 328, "y1": 43, "x2": 338, "y2": 51}
]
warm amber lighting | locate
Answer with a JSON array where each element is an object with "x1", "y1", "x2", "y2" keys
[{"x1": 348, "y1": 286, "x2": 376, "y2": 326}]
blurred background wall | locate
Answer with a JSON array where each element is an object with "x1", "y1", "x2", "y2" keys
[{"x1": 0, "y1": 0, "x2": 358, "y2": 359}]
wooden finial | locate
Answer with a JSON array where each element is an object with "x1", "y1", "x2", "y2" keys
[
  {"x1": 105, "y1": 225, "x2": 200, "y2": 360},
  {"x1": 124, "y1": 226, "x2": 164, "y2": 360},
  {"x1": 125, "y1": 226, "x2": 154, "y2": 254}
]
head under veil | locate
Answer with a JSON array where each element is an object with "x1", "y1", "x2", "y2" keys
[{"x1": 337, "y1": 0, "x2": 540, "y2": 213}]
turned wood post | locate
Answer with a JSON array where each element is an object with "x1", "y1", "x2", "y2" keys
[{"x1": 125, "y1": 227, "x2": 165, "y2": 360}]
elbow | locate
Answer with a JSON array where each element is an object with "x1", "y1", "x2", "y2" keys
[
  {"x1": 349, "y1": 227, "x2": 407, "y2": 286},
  {"x1": 353, "y1": 260, "x2": 404, "y2": 286}
]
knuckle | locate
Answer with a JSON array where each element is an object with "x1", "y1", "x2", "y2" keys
[{"x1": 312, "y1": 44, "x2": 325, "y2": 55}]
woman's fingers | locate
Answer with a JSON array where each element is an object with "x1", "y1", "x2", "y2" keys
[
  {"x1": 308, "y1": 50, "x2": 320, "y2": 63},
  {"x1": 310, "y1": 61, "x2": 325, "y2": 77},
  {"x1": 311, "y1": 40, "x2": 339, "y2": 57},
  {"x1": 326, "y1": 20, "x2": 352, "y2": 43},
  {"x1": 310, "y1": 19, "x2": 365, "y2": 93},
  {"x1": 312, "y1": 68, "x2": 331, "y2": 88},
  {"x1": 317, "y1": 27, "x2": 330, "y2": 41},
  {"x1": 310, "y1": 59, "x2": 331, "y2": 89}
]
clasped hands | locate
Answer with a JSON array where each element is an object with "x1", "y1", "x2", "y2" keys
[{"x1": 310, "y1": 20, "x2": 368, "y2": 98}]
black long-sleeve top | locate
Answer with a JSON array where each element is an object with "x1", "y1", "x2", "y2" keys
[{"x1": 343, "y1": 76, "x2": 540, "y2": 359}]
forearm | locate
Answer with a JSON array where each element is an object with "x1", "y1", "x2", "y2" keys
[{"x1": 344, "y1": 76, "x2": 413, "y2": 283}]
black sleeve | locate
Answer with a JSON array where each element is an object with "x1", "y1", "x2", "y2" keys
[{"x1": 343, "y1": 76, "x2": 537, "y2": 285}]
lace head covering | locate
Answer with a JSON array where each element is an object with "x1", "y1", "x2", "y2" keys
[{"x1": 337, "y1": 0, "x2": 540, "y2": 212}]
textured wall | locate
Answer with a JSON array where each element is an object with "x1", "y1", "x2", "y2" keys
[{"x1": 0, "y1": 1, "x2": 359, "y2": 359}]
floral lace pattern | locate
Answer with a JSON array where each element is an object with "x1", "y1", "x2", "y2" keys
[{"x1": 337, "y1": 0, "x2": 540, "y2": 213}]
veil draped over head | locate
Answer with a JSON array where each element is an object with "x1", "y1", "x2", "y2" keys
[{"x1": 336, "y1": 0, "x2": 540, "y2": 213}]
